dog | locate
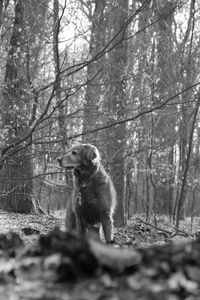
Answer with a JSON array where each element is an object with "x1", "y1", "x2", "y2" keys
[{"x1": 57, "y1": 143, "x2": 116, "y2": 243}]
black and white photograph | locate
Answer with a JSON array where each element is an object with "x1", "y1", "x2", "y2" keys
[{"x1": 0, "y1": 0, "x2": 199, "y2": 299}]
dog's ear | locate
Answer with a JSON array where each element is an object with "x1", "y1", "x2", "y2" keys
[{"x1": 82, "y1": 144, "x2": 100, "y2": 166}]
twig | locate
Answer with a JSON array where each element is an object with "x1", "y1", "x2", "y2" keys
[
  {"x1": 138, "y1": 219, "x2": 172, "y2": 235},
  {"x1": 156, "y1": 219, "x2": 194, "y2": 238},
  {"x1": 138, "y1": 219, "x2": 194, "y2": 238}
]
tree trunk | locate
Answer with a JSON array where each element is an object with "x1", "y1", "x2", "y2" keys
[
  {"x1": 154, "y1": 0, "x2": 176, "y2": 217},
  {"x1": 53, "y1": 0, "x2": 77, "y2": 227},
  {"x1": 0, "y1": 0, "x2": 35, "y2": 213},
  {"x1": 176, "y1": 96, "x2": 200, "y2": 229},
  {"x1": 82, "y1": 0, "x2": 106, "y2": 145},
  {"x1": 106, "y1": 0, "x2": 128, "y2": 227},
  {"x1": 53, "y1": 0, "x2": 68, "y2": 149},
  {"x1": 0, "y1": 0, "x2": 3, "y2": 30},
  {"x1": 176, "y1": 0, "x2": 196, "y2": 221}
]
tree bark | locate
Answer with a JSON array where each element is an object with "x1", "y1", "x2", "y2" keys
[
  {"x1": 177, "y1": 0, "x2": 196, "y2": 220},
  {"x1": 154, "y1": 0, "x2": 176, "y2": 216},
  {"x1": 0, "y1": 0, "x2": 3, "y2": 30},
  {"x1": 82, "y1": 0, "x2": 106, "y2": 145},
  {"x1": 105, "y1": 0, "x2": 128, "y2": 227},
  {"x1": 0, "y1": 0, "x2": 34, "y2": 213},
  {"x1": 53, "y1": 0, "x2": 75, "y2": 228},
  {"x1": 53, "y1": 0, "x2": 68, "y2": 149},
  {"x1": 176, "y1": 96, "x2": 200, "y2": 229}
]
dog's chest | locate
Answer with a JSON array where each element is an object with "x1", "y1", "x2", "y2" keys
[
  {"x1": 79, "y1": 181, "x2": 103, "y2": 224},
  {"x1": 79, "y1": 180, "x2": 98, "y2": 204}
]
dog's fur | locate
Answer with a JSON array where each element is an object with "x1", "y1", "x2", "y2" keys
[{"x1": 58, "y1": 144, "x2": 116, "y2": 243}]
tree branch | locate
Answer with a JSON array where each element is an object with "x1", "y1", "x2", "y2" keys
[{"x1": 61, "y1": 81, "x2": 200, "y2": 142}]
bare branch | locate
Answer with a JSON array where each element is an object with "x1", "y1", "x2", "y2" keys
[{"x1": 61, "y1": 81, "x2": 200, "y2": 142}]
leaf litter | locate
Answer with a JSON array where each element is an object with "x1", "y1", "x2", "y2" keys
[{"x1": 0, "y1": 211, "x2": 199, "y2": 299}]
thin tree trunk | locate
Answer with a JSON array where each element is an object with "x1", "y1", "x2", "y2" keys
[
  {"x1": 0, "y1": 0, "x2": 3, "y2": 31},
  {"x1": 53, "y1": 0, "x2": 68, "y2": 148},
  {"x1": 106, "y1": 0, "x2": 128, "y2": 227},
  {"x1": 176, "y1": 96, "x2": 200, "y2": 229},
  {"x1": 53, "y1": 0, "x2": 74, "y2": 228},
  {"x1": 82, "y1": 0, "x2": 106, "y2": 145},
  {"x1": 176, "y1": 0, "x2": 196, "y2": 220}
]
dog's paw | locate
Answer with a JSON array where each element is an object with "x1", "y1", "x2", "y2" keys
[{"x1": 106, "y1": 239, "x2": 115, "y2": 244}]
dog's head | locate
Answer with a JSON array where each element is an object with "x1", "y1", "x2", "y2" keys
[{"x1": 57, "y1": 143, "x2": 101, "y2": 169}]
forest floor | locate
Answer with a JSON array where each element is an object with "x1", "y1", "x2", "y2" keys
[
  {"x1": 0, "y1": 209, "x2": 197, "y2": 248},
  {"x1": 0, "y1": 210, "x2": 199, "y2": 300}
]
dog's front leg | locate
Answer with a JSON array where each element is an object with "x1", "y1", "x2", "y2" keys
[
  {"x1": 76, "y1": 204, "x2": 87, "y2": 235},
  {"x1": 101, "y1": 216, "x2": 114, "y2": 243},
  {"x1": 65, "y1": 177, "x2": 80, "y2": 232},
  {"x1": 65, "y1": 200, "x2": 76, "y2": 230},
  {"x1": 72, "y1": 177, "x2": 83, "y2": 234}
]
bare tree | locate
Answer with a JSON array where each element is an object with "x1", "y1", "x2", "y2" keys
[
  {"x1": 105, "y1": 0, "x2": 129, "y2": 227},
  {"x1": 0, "y1": 0, "x2": 34, "y2": 213},
  {"x1": 0, "y1": 0, "x2": 48, "y2": 213},
  {"x1": 82, "y1": 0, "x2": 106, "y2": 145}
]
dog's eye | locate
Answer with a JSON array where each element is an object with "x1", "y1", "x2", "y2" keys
[{"x1": 72, "y1": 150, "x2": 77, "y2": 155}]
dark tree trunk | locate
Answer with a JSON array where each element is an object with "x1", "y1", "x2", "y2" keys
[
  {"x1": 176, "y1": 0, "x2": 196, "y2": 221},
  {"x1": 0, "y1": 0, "x2": 35, "y2": 213},
  {"x1": 154, "y1": 0, "x2": 177, "y2": 218},
  {"x1": 82, "y1": 0, "x2": 106, "y2": 145},
  {"x1": 53, "y1": 0, "x2": 68, "y2": 148},
  {"x1": 106, "y1": 0, "x2": 128, "y2": 227},
  {"x1": 176, "y1": 96, "x2": 200, "y2": 229}
]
